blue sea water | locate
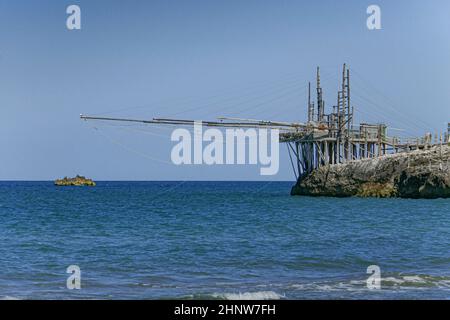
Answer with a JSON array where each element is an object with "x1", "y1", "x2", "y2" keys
[{"x1": 0, "y1": 181, "x2": 449, "y2": 300}]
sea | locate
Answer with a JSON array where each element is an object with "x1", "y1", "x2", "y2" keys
[{"x1": 0, "y1": 181, "x2": 449, "y2": 300}]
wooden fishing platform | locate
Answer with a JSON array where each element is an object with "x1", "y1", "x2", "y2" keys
[{"x1": 80, "y1": 64, "x2": 449, "y2": 180}]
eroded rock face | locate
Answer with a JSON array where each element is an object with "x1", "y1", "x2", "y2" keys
[
  {"x1": 291, "y1": 146, "x2": 450, "y2": 198},
  {"x1": 396, "y1": 168, "x2": 450, "y2": 199}
]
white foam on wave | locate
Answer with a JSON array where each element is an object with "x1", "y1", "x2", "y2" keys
[
  {"x1": 382, "y1": 277, "x2": 406, "y2": 285},
  {"x1": 382, "y1": 275, "x2": 450, "y2": 288},
  {"x1": 212, "y1": 291, "x2": 284, "y2": 300},
  {"x1": 0, "y1": 296, "x2": 21, "y2": 300},
  {"x1": 288, "y1": 274, "x2": 450, "y2": 293},
  {"x1": 290, "y1": 281, "x2": 362, "y2": 291},
  {"x1": 402, "y1": 276, "x2": 427, "y2": 283}
]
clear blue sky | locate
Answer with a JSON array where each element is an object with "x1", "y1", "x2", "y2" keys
[{"x1": 0, "y1": 0, "x2": 449, "y2": 180}]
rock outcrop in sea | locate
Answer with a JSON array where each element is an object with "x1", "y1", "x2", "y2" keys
[
  {"x1": 291, "y1": 145, "x2": 450, "y2": 199},
  {"x1": 54, "y1": 175, "x2": 96, "y2": 186}
]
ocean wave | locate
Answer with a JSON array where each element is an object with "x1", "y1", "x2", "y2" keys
[
  {"x1": 182, "y1": 291, "x2": 284, "y2": 300},
  {"x1": 212, "y1": 291, "x2": 284, "y2": 300},
  {"x1": 380, "y1": 275, "x2": 450, "y2": 288},
  {"x1": 288, "y1": 274, "x2": 450, "y2": 292},
  {"x1": 0, "y1": 296, "x2": 21, "y2": 300}
]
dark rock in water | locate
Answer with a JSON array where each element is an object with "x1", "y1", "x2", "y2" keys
[
  {"x1": 291, "y1": 145, "x2": 450, "y2": 199},
  {"x1": 54, "y1": 175, "x2": 96, "y2": 186}
]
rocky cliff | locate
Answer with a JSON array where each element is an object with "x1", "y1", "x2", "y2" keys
[{"x1": 291, "y1": 145, "x2": 450, "y2": 199}]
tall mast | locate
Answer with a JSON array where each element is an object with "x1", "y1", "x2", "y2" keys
[
  {"x1": 342, "y1": 63, "x2": 348, "y2": 160},
  {"x1": 316, "y1": 66, "x2": 323, "y2": 122},
  {"x1": 308, "y1": 82, "x2": 311, "y2": 122},
  {"x1": 347, "y1": 67, "x2": 352, "y2": 160}
]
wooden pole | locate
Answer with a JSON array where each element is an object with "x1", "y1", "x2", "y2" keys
[
  {"x1": 347, "y1": 67, "x2": 351, "y2": 161},
  {"x1": 308, "y1": 82, "x2": 311, "y2": 122}
]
